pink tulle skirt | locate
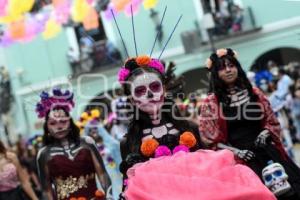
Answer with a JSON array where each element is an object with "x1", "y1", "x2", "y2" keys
[{"x1": 125, "y1": 150, "x2": 276, "y2": 200}]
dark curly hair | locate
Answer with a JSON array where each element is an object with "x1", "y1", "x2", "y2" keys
[
  {"x1": 42, "y1": 107, "x2": 80, "y2": 146},
  {"x1": 208, "y1": 48, "x2": 257, "y2": 105}
]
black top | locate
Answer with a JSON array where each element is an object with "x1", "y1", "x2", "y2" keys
[
  {"x1": 222, "y1": 97, "x2": 263, "y2": 149},
  {"x1": 119, "y1": 120, "x2": 202, "y2": 181}
]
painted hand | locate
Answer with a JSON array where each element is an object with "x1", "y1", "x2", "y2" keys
[
  {"x1": 255, "y1": 130, "x2": 271, "y2": 147},
  {"x1": 234, "y1": 149, "x2": 255, "y2": 162}
]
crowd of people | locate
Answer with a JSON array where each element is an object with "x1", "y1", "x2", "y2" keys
[
  {"x1": 211, "y1": 0, "x2": 244, "y2": 36},
  {"x1": 1, "y1": 48, "x2": 300, "y2": 200},
  {"x1": 67, "y1": 38, "x2": 122, "y2": 77}
]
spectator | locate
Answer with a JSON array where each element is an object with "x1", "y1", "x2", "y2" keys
[
  {"x1": 231, "y1": 4, "x2": 243, "y2": 32},
  {"x1": 0, "y1": 140, "x2": 38, "y2": 200},
  {"x1": 67, "y1": 47, "x2": 80, "y2": 76}
]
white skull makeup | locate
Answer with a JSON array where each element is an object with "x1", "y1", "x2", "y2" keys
[
  {"x1": 47, "y1": 109, "x2": 70, "y2": 139},
  {"x1": 130, "y1": 71, "x2": 164, "y2": 114},
  {"x1": 262, "y1": 161, "x2": 291, "y2": 196}
]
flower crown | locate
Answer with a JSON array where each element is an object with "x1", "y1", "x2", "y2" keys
[
  {"x1": 205, "y1": 48, "x2": 238, "y2": 69},
  {"x1": 118, "y1": 55, "x2": 165, "y2": 84},
  {"x1": 35, "y1": 88, "x2": 74, "y2": 118}
]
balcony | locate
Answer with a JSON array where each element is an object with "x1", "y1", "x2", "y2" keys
[
  {"x1": 68, "y1": 40, "x2": 122, "y2": 78},
  {"x1": 181, "y1": 6, "x2": 261, "y2": 54}
]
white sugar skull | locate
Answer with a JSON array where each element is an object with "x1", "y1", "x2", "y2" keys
[
  {"x1": 262, "y1": 162, "x2": 291, "y2": 196},
  {"x1": 130, "y1": 71, "x2": 164, "y2": 114}
]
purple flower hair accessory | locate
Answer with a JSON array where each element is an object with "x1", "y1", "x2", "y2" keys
[
  {"x1": 35, "y1": 88, "x2": 75, "y2": 119},
  {"x1": 148, "y1": 59, "x2": 165, "y2": 74},
  {"x1": 173, "y1": 145, "x2": 190, "y2": 154},
  {"x1": 118, "y1": 67, "x2": 130, "y2": 84},
  {"x1": 154, "y1": 145, "x2": 172, "y2": 158}
]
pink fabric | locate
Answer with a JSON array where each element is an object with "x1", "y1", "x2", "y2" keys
[
  {"x1": 125, "y1": 150, "x2": 276, "y2": 200},
  {"x1": 0, "y1": 163, "x2": 19, "y2": 192}
]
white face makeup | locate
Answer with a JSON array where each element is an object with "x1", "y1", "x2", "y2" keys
[
  {"x1": 130, "y1": 72, "x2": 164, "y2": 115},
  {"x1": 47, "y1": 109, "x2": 70, "y2": 140}
]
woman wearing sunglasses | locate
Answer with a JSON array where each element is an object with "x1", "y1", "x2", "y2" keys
[
  {"x1": 118, "y1": 55, "x2": 275, "y2": 200},
  {"x1": 36, "y1": 89, "x2": 112, "y2": 200},
  {"x1": 199, "y1": 48, "x2": 300, "y2": 199}
]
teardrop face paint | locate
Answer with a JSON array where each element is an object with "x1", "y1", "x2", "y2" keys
[{"x1": 130, "y1": 72, "x2": 164, "y2": 114}]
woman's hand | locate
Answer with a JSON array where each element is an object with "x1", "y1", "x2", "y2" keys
[
  {"x1": 255, "y1": 130, "x2": 271, "y2": 147},
  {"x1": 217, "y1": 143, "x2": 255, "y2": 162},
  {"x1": 234, "y1": 149, "x2": 255, "y2": 162}
]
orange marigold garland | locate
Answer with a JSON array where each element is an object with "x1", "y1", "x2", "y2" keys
[
  {"x1": 140, "y1": 138, "x2": 159, "y2": 157},
  {"x1": 179, "y1": 131, "x2": 197, "y2": 148},
  {"x1": 136, "y1": 55, "x2": 151, "y2": 66}
]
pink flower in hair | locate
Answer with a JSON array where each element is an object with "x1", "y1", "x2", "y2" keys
[
  {"x1": 206, "y1": 58, "x2": 213, "y2": 69},
  {"x1": 118, "y1": 67, "x2": 130, "y2": 83},
  {"x1": 148, "y1": 59, "x2": 165, "y2": 74},
  {"x1": 154, "y1": 145, "x2": 171, "y2": 158},
  {"x1": 173, "y1": 145, "x2": 189, "y2": 154},
  {"x1": 216, "y1": 48, "x2": 227, "y2": 57}
]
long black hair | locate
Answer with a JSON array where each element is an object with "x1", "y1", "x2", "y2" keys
[
  {"x1": 42, "y1": 107, "x2": 80, "y2": 146},
  {"x1": 0, "y1": 140, "x2": 6, "y2": 155},
  {"x1": 208, "y1": 48, "x2": 257, "y2": 105},
  {"x1": 122, "y1": 59, "x2": 198, "y2": 153}
]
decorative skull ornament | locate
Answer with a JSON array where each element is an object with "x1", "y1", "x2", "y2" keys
[
  {"x1": 262, "y1": 161, "x2": 291, "y2": 196},
  {"x1": 130, "y1": 71, "x2": 164, "y2": 114}
]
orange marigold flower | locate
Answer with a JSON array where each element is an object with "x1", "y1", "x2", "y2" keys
[
  {"x1": 140, "y1": 138, "x2": 159, "y2": 157},
  {"x1": 136, "y1": 55, "x2": 151, "y2": 66},
  {"x1": 95, "y1": 190, "x2": 105, "y2": 197},
  {"x1": 78, "y1": 197, "x2": 87, "y2": 200},
  {"x1": 179, "y1": 132, "x2": 197, "y2": 148}
]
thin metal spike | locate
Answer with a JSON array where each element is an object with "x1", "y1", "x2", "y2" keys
[
  {"x1": 131, "y1": 4, "x2": 138, "y2": 57},
  {"x1": 150, "y1": 6, "x2": 167, "y2": 57},
  {"x1": 111, "y1": 9, "x2": 130, "y2": 58},
  {"x1": 158, "y1": 15, "x2": 183, "y2": 59}
]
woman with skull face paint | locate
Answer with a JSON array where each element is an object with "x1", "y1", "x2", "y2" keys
[
  {"x1": 118, "y1": 56, "x2": 276, "y2": 200},
  {"x1": 118, "y1": 56, "x2": 202, "y2": 174},
  {"x1": 199, "y1": 48, "x2": 300, "y2": 199},
  {"x1": 36, "y1": 89, "x2": 112, "y2": 200}
]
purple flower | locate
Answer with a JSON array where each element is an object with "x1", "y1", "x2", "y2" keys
[
  {"x1": 118, "y1": 67, "x2": 130, "y2": 84},
  {"x1": 148, "y1": 59, "x2": 165, "y2": 74},
  {"x1": 107, "y1": 156, "x2": 114, "y2": 163},
  {"x1": 40, "y1": 91, "x2": 49, "y2": 100},
  {"x1": 52, "y1": 88, "x2": 62, "y2": 96},
  {"x1": 173, "y1": 145, "x2": 189, "y2": 154},
  {"x1": 154, "y1": 145, "x2": 172, "y2": 158}
]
